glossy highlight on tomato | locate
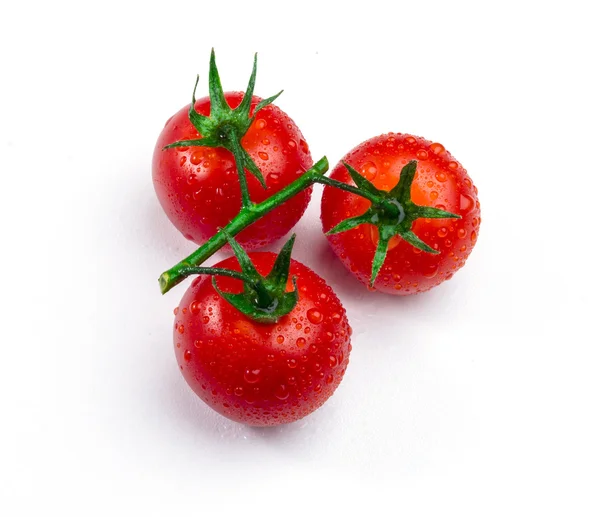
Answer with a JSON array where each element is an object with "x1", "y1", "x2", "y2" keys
[
  {"x1": 173, "y1": 253, "x2": 352, "y2": 426},
  {"x1": 153, "y1": 92, "x2": 313, "y2": 249},
  {"x1": 321, "y1": 133, "x2": 480, "y2": 295}
]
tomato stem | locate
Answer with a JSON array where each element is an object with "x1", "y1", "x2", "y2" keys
[
  {"x1": 227, "y1": 130, "x2": 253, "y2": 208},
  {"x1": 158, "y1": 157, "x2": 329, "y2": 294}
]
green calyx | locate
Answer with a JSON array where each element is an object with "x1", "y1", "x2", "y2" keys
[
  {"x1": 202, "y1": 233, "x2": 299, "y2": 324},
  {"x1": 163, "y1": 49, "x2": 283, "y2": 208},
  {"x1": 326, "y1": 160, "x2": 461, "y2": 286}
]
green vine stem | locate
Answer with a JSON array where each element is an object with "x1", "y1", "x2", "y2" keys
[{"x1": 159, "y1": 157, "x2": 330, "y2": 294}]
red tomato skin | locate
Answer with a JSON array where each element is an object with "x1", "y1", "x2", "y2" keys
[
  {"x1": 321, "y1": 133, "x2": 481, "y2": 295},
  {"x1": 173, "y1": 253, "x2": 351, "y2": 427},
  {"x1": 153, "y1": 92, "x2": 313, "y2": 249}
]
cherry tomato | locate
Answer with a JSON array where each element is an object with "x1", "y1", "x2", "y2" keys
[
  {"x1": 153, "y1": 92, "x2": 313, "y2": 249},
  {"x1": 173, "y1": 253, "x2": 351, "y2": 426},
  {"x1": 321, "y1": 133, "x2": 480, "y2": 295}
]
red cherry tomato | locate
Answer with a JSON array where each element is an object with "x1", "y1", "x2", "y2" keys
[
  {"x1": 153, "y1": 92, "x2": 313, "y2": 249},
  {"x1": 173, "y1": 253, "x2": 352, "y2": 426},
  {"x1": 321, "y1": 133, "x2": 480, "y2": 295}
]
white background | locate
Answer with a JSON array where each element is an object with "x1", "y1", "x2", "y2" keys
[{"x1": 1, "y1": 0, "x2": 599, "y2": 515}]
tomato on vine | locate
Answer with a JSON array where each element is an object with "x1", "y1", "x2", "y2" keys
[
  {"x1": 321, "y1": 133, "x2": 480, "y2": 295},
  {"x1": 173, "y1": 235, "x2": 351, "y2": 426},
  {"x1": 153, "y1": 50, "x2": 313, "y2": 249}
]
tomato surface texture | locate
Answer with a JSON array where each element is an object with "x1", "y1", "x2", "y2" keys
[
  {"x1": 153, "y1": 92, "x2": 313, "y2": 248},
  {"x1": 173, "y1": 253, "x2": 351, "y2": 426},
  {"x1": 321, "y1": 133, "x2": 480, "y2": 295}
]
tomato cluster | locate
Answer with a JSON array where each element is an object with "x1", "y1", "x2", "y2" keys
[{"x1": 153, "y1": 51, "x2": 480, "y2": 427}]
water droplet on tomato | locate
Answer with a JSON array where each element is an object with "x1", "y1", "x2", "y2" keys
[
  {"x1": 202, "y1": 316, "x2": 210, "y2": 324},
  {"x1": 430, "y1": 143, "x2": 444, "y2": 155},
  {"x1": 424, "y1": 265, "x2": 439, "y2": 278},
  {"x1": 276, "y1": 335, "x2": 284, "y2": 344},
  {"x1": 435, "y1": 171, "x2": 447, "y2": 182},
  {"x1": 406, "y1": 136, "x2": 416, "y2": 144},
  {"x1": 256, "y1": 119, "x2": 266, "y2": 129},
  {"x1": 183, "y1": 350, "x2": 192, "y2": 361},
  {"x1": 296, "y1": 337, "x2": 306, "y2": 348},
  {"x1": 471, "y1": 230, "x2": 478, "y2": 242},
  {"x1": 190, "y1": 150, "x2": 203, "y2": 165},
  {"x1": 360, "y1": 161, "x2": 378, "y2": 181},
  {"x1": 416, "y1": 149, "x2": 429, "y2": 160},
  {"x1": 329, "y1": 355, "x2": 338, "y2": 368},
  {"x1": 307, "y1": 308, "x2": 323, "y2": 324},
  {"x1": 190, "y1": 301, "x2": 200, "y2": 315},
  {"x1": 460, "y1": 193, "x2": 475, "y2": 213},
  {"x1": 325, "y1": 374, "x2": 334, "y2": 385},
  {"x1": 299, "y1": 140, "x2": 309, "y2": 153},
  {"x1": 177, "y1": 325, "x2": 185, "y2": 334},
  {"x1": 437, "y1": 227, "x2": 448, "y2": 238},
  {"x1": 193, "y1": 339, "x2": 203, "y2": 348},
  {"x1": 258, "y1": 151, "x2": 269, "y2": 161},
  {"x1": 429, "y1": 191, "x2": 439, "y2": 200},
  {"x1": 244, "y1": 368, "x2": 261, "y2": 384},
  {"x1": 176, "y1": 342, "x2": 181, "y2": 349},
  {"x1": 275, "y1": 384, "x2": 289, "y2": 400},
  {"x1": 173, "y1": 307, "x2": 179, "y2": 315},
  {"x1": 448, "y1": 161, "x2": 458, "y2": 170},
  {"x1": 268, "y1": 172, "x2": 280, "y2": 184},
  {"x1": 287, "y1": 359, "x2": 297, "y2": 369},
  {"x1": 457, "y1": 228, "x2": 467, "y2": 239},
  {"x1": 288, "y1": 140, "x2": 297, "y2": 149},
  {"x1": 261, "y1": 138, "x2": 270, "y2": 145}
]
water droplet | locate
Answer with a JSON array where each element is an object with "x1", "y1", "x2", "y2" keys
[
  {"x1": 360, "y1": 161, "x2": 378, "y2": 181},
  {"x1": 275, "y1": 384, "x2": 289, "y2": 400},
  {"x1": 183, "y1": 350, "x2": 192, "y2": 361},
  {"x1": 193, "y1": 339, "x2": 203, "y2": 348},
  {"x1": 287, "y1": 375, "x2": 297, "y2": 385},
  {"x1": 256, "y1": 119, "x2": 266, "y2": 129},
  {"x1": 435, "y1": 171, "x2": 447, "y2": 182},
  {"x1": 296, "y1": 337, "x2": 306, "y2": 348},
  {"x1": 173, "y1": 307, "x2": 179, "y2": 315},
  {"x1": 331, "y1": 312, "x2": 342, "y2": 324},
  {"x1": 190, "y1": 301, "x2": 200, "y2": 315},
  {"x1": 457, "y1": 228, "x2": 467, "y2": 239},
  {"x1": 234, "y1": 386, "x2": 244, "y2": 396},
  {"x1": 406, "y1": 136, "x2": 416, "y2": 144},
  {"x1": 424, "y1": 265, "x2": 439, "y2": 278},
  {"x1": 416, "y1": 149, "x2": 429, "y2": 160},
  {"x1": 310, "y1": 344, "x2": 318, "y2": 354},
  {"x1": 448, "y1": 161, "x2": 458, "y2": 170},
  {"x1": 288, "y1": 140, "x2": 297, "y2": 149},
  {"x1": 394, "y1": 283, "x2": 402, "y2": 290},
  {"x1": 460, "y1": 245, "x2": 467, "y2": 252},
  {"x1": 257, "y1": 151, "x2": 269, "y2": 161},
  {"x1": 176, "y1": 342, "x2": 181, "y2": 348},
  {"x1": 437, "y1": 227, "x2": 448, "y2": 238},
  {"x1": 179, "y1": 156, "x2": 187, "y2": 166},
  {"x1": 429, "y1": 191, "x2": 439, "y2": 200},
  {"x1": 276, "y1": 335, "x2": 284, "y2": 344},
  {"x1": 307, "y1": 308, "x2": 323, "y2": 324},
  {"x1": 444, "y1": 239, "x2": 453, "y2": 247},
  {"x1": 190, "y1": 150, "x2": 203, "y2": 165},
  {"x1": 299, "y1": 140, "x2": 309, "y2": 153},
  {"x1": 471, "y1": 230, "x2": 478, "y2": 242},
  {"x1": 243, "y1": 368, "x2": 261, "y2": 384},
  {"x1": 325, "y1": 374, "x2": 334, "y2": 385},
  {"x1": 177, "y1": 325, "x2": 184, "y2": 334},
  {"x1": 430, "y1": 143, "x2": 445, "y2": 155},
  {"x1": 202, "y1": 316, "x2": 210, "y2": 324},
  {"x1": 329, "y1": 355, "x2": 338, "y2": 368},
  {"x1": 261, "y1": 138, "x2": 270, "y2": 145},
  {"x1": 460, "y1": 193, "x2": 475, "y2": 213},
  {"x1": 287, "y1": 359, "x2": 297, "y2": 369},
  {"x1": 267, "y1": 172, "x2": 280, "y2": 185}
]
